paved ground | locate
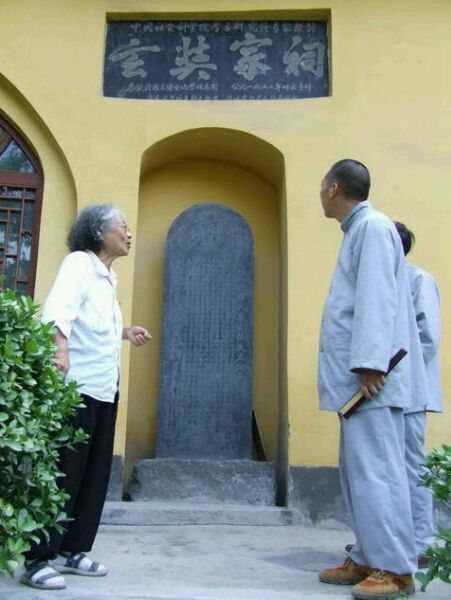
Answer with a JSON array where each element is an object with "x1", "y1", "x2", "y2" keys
[{"x1": 0, "y1": 524, "x2": 448, "y2": 600}]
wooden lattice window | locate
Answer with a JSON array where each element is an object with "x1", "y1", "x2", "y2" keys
[{"x1": 0, "y1": 116, "x2": 43, "y2": 296}]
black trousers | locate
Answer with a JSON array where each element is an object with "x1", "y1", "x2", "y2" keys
[{"x1": 26, "y1": 392, "x2": 118, "y2": 561}]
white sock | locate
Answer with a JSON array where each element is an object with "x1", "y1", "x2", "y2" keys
[{"x1": 26, "y1": 564, "x2": 65, "y2": 587}]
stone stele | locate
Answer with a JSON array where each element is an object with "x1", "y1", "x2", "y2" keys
[{"x1": 156, "y1": 203, "x2": 254, "y2": 460}]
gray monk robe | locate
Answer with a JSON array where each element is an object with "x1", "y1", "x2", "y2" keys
[
  {"x1": 317, "y1": 200, "x2": 428, "y2": 575},
  {"x1": 405, "y1": 264, "x2": 442, "y2": 414},
  {"x1": 404, "y1": 263, "x2": 443, "y2": 554}
]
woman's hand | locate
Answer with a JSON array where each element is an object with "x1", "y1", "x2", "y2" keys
[
  {"x1": 123, "y1": 326, "x2": 152, "y2": 347},
  {"x1": 54, "y1": 349, "x2": 70, "y2": 375},
  {"x1": 53, "y1": 328, "x2": 70, "y2": 375}
]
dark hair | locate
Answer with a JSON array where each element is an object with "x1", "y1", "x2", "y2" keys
[
  {"x1": 67, "y1": 203, "x2": 119, "y2": 253},
  {"x1": 394, "y1": 221, "x2": 415, "y2": 256},
  {"x1": 325, "y1": 159, "x2": 371, "y2": 201}
]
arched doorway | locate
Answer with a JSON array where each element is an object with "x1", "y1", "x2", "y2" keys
[
  {"x1": 0, "y1": 115, "x2": 43, "y2": 296},
  {"x1": 126, "y1": 128, "x2": 287, "y2": 501}
]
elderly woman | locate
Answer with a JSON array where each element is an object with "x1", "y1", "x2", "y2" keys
[{"x1": 21, "y1": 204, "x2": 151, "y2": 590}]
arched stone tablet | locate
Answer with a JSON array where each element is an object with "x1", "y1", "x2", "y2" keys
[{"x1": 156, "y1": 203, "x2": 254, "y2": 459}]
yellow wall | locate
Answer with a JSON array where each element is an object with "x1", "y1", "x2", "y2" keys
[{"x1": 1, "y1": 0, "x2": 449, "y2": 470}]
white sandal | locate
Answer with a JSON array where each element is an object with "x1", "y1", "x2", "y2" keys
[
  {"x1": 53, "y1": 551, "x2": 107, "y2": 576},
  {"x1": 20, "y1": 560, "x2": 67, "y2": 590}
]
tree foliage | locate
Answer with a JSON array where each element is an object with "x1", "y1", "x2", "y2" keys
[
  {"x1": 0, "y1": 289, "x2": 87, "y2": 575},
  {"x1": 416, "y1": 444, "x2": 451, "y2": 591}
]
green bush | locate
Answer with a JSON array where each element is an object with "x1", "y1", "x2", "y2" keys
[
  {"x1": 0, "y1": 289, "x2": 87, "y2": 575},
  {"x1": 416, "y1": 444, "x2": 451, "y2": 591}
]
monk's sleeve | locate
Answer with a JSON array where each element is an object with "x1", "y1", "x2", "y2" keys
[
  {"x1": 349, "y1": 220, "x2": 397, "y2": 373},
  {"x1": 413, "y1": 273, "x2": 441, "y2": 365}
]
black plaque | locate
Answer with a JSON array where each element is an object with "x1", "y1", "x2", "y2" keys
[
  {"x1": 156, "y1": 204, "x2": 254, "y2": 459},
  {"x1": 104, "y1": 20, "x2": 329, "y2": 100}
]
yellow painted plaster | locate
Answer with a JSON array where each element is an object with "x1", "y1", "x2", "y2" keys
[{"x1": 0, "y1": 0, "x2": 449, "y2": 468}]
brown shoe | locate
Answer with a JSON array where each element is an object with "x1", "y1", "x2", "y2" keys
[
  {"x1": 319, "y1": 557, "x2": 371, "y2": 585},
  {"x1": 351, "y1": 570, "x2": 415, "y2": 599}
]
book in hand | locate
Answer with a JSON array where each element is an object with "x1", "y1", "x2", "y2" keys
[{"x1": 338, "y1": 349, "x2": 407, "y2": 419}]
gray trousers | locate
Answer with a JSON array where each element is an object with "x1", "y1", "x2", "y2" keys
[
  {"x1": 405, "y1": 411, "x2": 435, "y2": 553},
  {"x1": 339, "y1": 406, "x2": 417, "y2": 574}
]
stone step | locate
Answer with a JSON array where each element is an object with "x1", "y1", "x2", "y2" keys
[
  {"x1": 101, "y1": 501, "x2": 303, "y2": 526},
  {"x1": 130, "y1": 458, "x2": 276, "y2": 505}
]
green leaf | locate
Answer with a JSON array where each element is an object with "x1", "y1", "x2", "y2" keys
[
  {"x1": 6, "y1": 559, "x2": 18, "y2": 576},
  {"x1": 22, "y1": 439, "x2": 36, "y2": 452},
  {"x1": 21, "y1": 519, "x2": 38, "y2": 533},
  {"x1": 0, "y1": 440, "x2": 22, "y2": 451},
  {"x1": 16, "y1": 508, "x2": 29, "y2": 529},
  {"x1": 2, "y1": 504, "x2": 14, "y2": 517},
  {"x1": 415, "y1": 571, "x2": 431, "y2": 591}
]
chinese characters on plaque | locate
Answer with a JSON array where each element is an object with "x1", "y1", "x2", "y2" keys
[{"x1": 103, "y1": 20, "x2": 329, "y2": 100}]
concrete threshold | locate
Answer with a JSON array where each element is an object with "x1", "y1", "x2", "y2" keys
[{"x1": 101, "y1": 501, "x2": 303, "y2": 526}]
